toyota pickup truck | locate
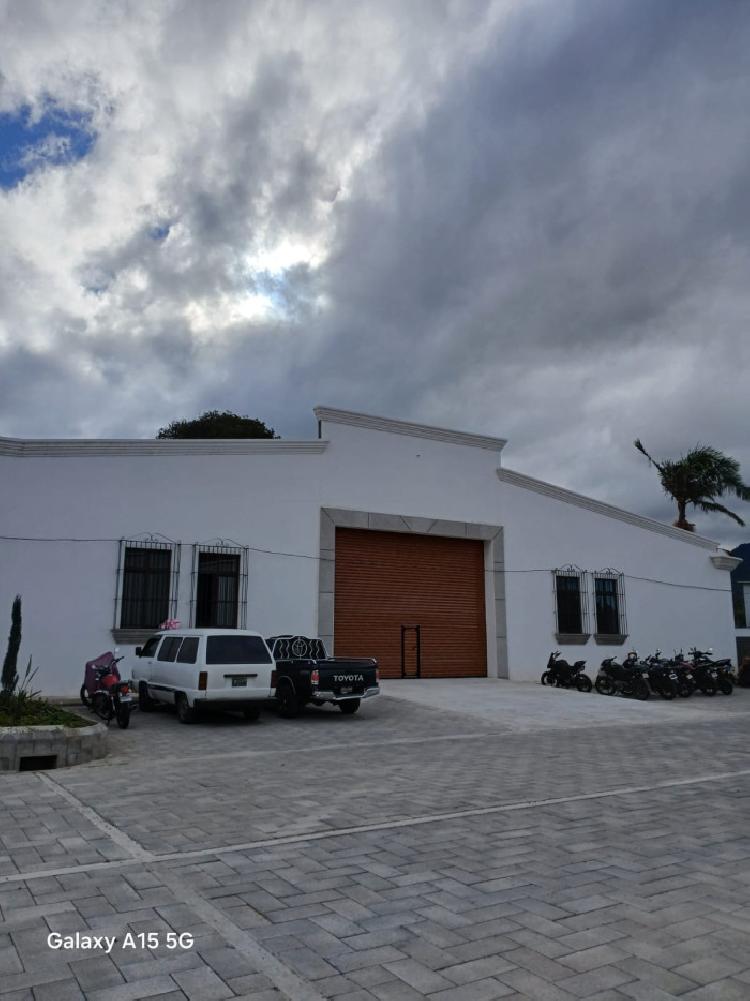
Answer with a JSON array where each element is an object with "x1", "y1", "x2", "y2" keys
[{"x1": 267, "y1": 635, "x2": 379, "y2": 717}]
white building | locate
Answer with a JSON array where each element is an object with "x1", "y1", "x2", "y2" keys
[{"x1": 0, "y1": 406, "x2": 740, "y2": 696}]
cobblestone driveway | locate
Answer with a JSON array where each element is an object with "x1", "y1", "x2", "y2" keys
[{"x1": 2, "y1": 687, "x2": 750, "y2": 1000}]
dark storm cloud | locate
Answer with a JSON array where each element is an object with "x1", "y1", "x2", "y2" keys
[{"x1": 1, "y1": 0, "x2": 749, "y2": 540}]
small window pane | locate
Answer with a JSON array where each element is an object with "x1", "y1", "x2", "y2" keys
[
  {"x1": 196, "y1": 552, "x2": 240, "y2": 628},
  {"x1": 176, "y1": 637, "x2": 199, "y2": 664},
  {"x1": 140, "y1": 636, "x2": 160, "y2": 658},
  {"x1": 556, "y1": 576, "x2": 582, "y2": 634},
  {"x1": 206, "y1": 635, "x2": 272, "y2": 665},
  {"x1": 121, "y1": 546, "x2": 171, "y2": 629},
  {"x1": 595, "y1": 578, "x2": 620, "y2": 635},
  {"x1": 157, "y1": 636, "x2": 182, "y2": 662}
]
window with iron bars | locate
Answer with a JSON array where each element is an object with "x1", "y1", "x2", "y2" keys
[
  {"x1": 115, "y1": 536, "x2": 180, "y2": 629},
  {"x1": 190, "y1": 542, "x2": 249, "y2": 629},
  {"x1": 593, "y1": 570, "x2": 627, "y2": 638},
  {"x1": 553, "y1": 566, "x2": 589, "y2": 638}
]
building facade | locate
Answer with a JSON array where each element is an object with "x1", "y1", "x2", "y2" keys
[{"x1": 0, "y1": 406, "x2": 739, "y2": 696}]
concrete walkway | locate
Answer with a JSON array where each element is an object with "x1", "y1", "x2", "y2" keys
[{"x1": 380, "y1": 676, "x2": 750, "y2": 731}]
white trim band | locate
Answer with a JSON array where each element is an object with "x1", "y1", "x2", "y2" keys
[
  {"x1": 314, "y1": 406, "x2": 507, "y2": 452},
  {"x1": 498, "y1": 468, "x2": 718, "y2": 549}
]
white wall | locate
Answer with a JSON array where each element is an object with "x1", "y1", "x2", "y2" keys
[
  {"x1": 500, "y1": 478, "x2": 736, "y2": 681},
  {"x1": 0, "y1": 416, "x2": 737, "y2": 693}
]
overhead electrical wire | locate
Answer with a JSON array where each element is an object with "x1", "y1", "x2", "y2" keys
[{"x1": 0, "y1": 534, "x2": 733, "y2": 591}]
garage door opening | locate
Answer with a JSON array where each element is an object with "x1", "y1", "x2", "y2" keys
[{"x1": 334, "y1": 528, "x2": 487, "y2": 679}]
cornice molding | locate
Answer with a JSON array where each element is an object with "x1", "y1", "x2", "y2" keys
[
  {"x1": 0, "y1": 438, "x2": 328, "y2": 457},
  {"x1": 314, "y1": 406, "x2": 506, "y2": 452},
  {"x1": 497, "y1": 468, "x2": 718, "y2": 550}
]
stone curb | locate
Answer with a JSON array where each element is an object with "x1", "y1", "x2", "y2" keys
[{"x1": 0, "y1": 720, "x2": 108, "y2": 771}]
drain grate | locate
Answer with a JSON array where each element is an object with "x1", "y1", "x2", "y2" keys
[{"x1": 19, "y1": 754, "x2": 58, "y2": 771}]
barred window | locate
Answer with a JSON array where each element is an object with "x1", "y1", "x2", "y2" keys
[
  {"x1": 553, "y1": 566, "x2": 588, "y2": 636},
  {"x1": 191, "y1": 541, "x2": 249, "y2": 629},
  {"x1": 116, "y1": 537, "x2": 179, "y2": 629},
  {"x1": 593, "y1": 571, "x2": 626, "y2": 636}
]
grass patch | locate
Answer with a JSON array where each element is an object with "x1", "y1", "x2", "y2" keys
[{"x1": 0, "y1": 696, "x2": 93, "y2": 728}]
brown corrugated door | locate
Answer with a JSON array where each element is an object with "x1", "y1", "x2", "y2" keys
[{"x1": 334, "y1": 528, "x2": 487, "y2": 679}]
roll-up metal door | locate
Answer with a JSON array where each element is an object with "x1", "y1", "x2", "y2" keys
[{"x1": 333, "y1": 528, "x2": 487, "y2": 679}]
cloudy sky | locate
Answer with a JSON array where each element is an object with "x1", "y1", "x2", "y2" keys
[{"x1": 1, "y1": 0, "x2": 749, "y2": 543}]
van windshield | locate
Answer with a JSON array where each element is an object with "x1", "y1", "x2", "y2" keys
[{"x1": 206, "y1": 635, "x2": 272, "y2": 665}]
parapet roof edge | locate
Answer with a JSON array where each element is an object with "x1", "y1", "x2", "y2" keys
[
  {"x1": 314, "y1": 406, "x2": 507, "y2": 452},
  {"x1": 497, "y1": 467, "x2": 718, "y2": 550},
  {"x1": 0, "y1": 437, "x2": 328, "y2": 457}
]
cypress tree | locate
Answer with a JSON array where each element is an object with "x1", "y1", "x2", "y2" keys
[{"x1": 1, "y1": 595, "x2": 21, "y2": 695}]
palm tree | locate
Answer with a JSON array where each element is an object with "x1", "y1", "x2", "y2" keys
[{"x1": 634, "y1": 440, "x2": 750, "y2": 531}]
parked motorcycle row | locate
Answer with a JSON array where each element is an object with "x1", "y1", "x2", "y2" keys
[{"x1": 542, "y1": 648, "x2": 736, "y2": 700}]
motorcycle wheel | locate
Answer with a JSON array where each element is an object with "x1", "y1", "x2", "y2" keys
[
  {"x1": 632, "y1": 679, "x2": 650, "y2": 701},
  {"x1": 677, "y1": 683, "x2": 693, "y2": 698},
  {"x1": 700, "y1": 681, "x2": 717, "y2": 696},
  {"x1": 718, "y1": 679, "x2": 733, "y2": 696},
  {"x1": 116, "y1": 705, "x2": 131, "y2": 729},
  {"x1": 541, "y1": 671, "x2": 555, "y2": 686},
  {"x1": 659, "y1": 680, "x2": 676, "y2": 700},
  {"x1": 576, "y1": 674, "x2": 593, "y2": 693},
  {"x1": 80, "y1": 683, "x2": 90, "y2": 708},
  {"x1": 92, "y1": 692, "x2": 112, "y2": 722},
  {"x1": 595, "y1": 676, "x2": 614, "y2": 695}
]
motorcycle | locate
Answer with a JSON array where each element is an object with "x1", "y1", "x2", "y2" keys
[
  {"x1": 674, "y1": 649, "x2": 721, "y2": 696},
  {"x1": 595, "y1": 655, "x2": 650, "y2": 700},
  {"x1": 665, "y1": 651, "x2": 695, "y2": 697},
  {"x1": 542, "y1": 652, "x2": 593, "y2": 692},
  {"x1": 688, "y1": 647, "x2": 733, "y2": 695},
  {"x1": 638, "y1": 651, "x2": 679, "y2": 699},
  {"x1": 80, "y1": 651, "x2": 133, "y2": 728}
]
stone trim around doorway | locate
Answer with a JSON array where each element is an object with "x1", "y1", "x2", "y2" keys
[{"x1": 318, "y1": 508, "x2": 507, "y2": 679}]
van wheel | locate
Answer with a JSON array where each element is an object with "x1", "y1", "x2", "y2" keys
[
  {"x1": 138, "y1": 682, "x2": 153, "y2": 712},
  {"x1": 277, "y1": 684, "x2": 300, "y2": 719},
  {"x1": 175, "y1": 693, "x2": 196, "y2": 724},
  {"x1": 243, "y1": 706, "x2": 260, "y2": 722},
  {"x1": 339, "y1": 699, "x2": 361, "y2": 715}
]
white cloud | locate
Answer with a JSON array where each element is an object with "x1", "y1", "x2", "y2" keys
[{"x1": 0, "y1": 0, "x2": 749, "y2": 542}]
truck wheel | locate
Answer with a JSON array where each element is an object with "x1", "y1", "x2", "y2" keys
[
  {"x1": 175, "y1": 693, "x2": 196, "y2": 724},
  {"x1": 339, "y1": 699, "x2": 361, "y2": 715},
  {"x1": 243, "y1": 706, "x2": 260, "y2": 721},
  {"x1": 138, "y1": 682, "x2": 154, "y2": 712},
  {"x1": 277, "y1": 684, "x2": 301, "y2": 719}
]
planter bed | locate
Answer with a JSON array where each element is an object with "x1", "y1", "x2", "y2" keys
[{"x1": 0, "y1": 714, "x2": 107, "y2": 771}]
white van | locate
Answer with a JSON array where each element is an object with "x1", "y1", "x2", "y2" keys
[{"x1": 131, "y1": 629, "x2": 275, "y2": 723}]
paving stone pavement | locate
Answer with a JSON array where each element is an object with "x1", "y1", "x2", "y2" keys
[{"x1": 1, "y1": 688, "x2": 750, "y2": 999}]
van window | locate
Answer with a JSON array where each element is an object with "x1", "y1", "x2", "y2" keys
[
  {"x1": 157, "y1": 637, "x2": 182, "y2": 662},
  {"x1": 176, "y1": 637, "x2": 199, "y2": 664},
  {"x1": 140, "y1": 636, "x2": 161, "y2": 658},
  {"x1": 206, "y1": 635, "x2": 272, "y2": 665}
]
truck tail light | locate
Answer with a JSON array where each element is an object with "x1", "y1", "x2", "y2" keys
[
  {"x1": 271, "y1": 670, "x2": 277, "y2": 688},
  {"x1": 376, "y1": 668, "x2": 380, "y2": 683},
  {"x1": 198, "y1": 671, "x2": 207, "y2": 691},
  {"x1": 311, "y1": 668, "x2": 320, "y2": 686}
]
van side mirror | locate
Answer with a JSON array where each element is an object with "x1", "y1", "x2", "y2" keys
[{"x1": 135, "y1": 646, "x2": 143, "y2": 657}]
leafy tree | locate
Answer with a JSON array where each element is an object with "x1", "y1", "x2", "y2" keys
[
  {"x1": 2, "y1": 595, "x2": 21, "y2": 695},
  {"x1": 634, "y1": 440, "x2": 750, "y2": 531},
  {"x1": 157, "y1": 410, "x2": 278, "y2": 439}
]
